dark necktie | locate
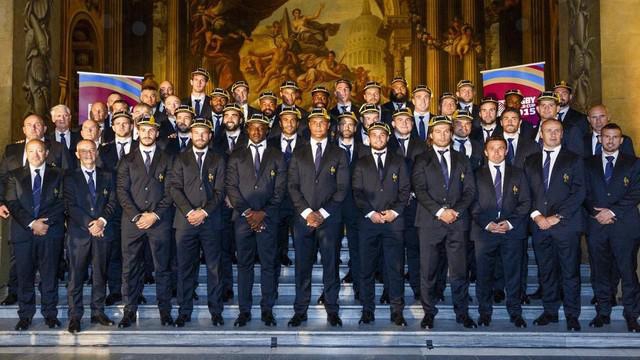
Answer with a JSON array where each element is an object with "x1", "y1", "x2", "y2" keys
[
  {"x1": 537, "y1": 135, "x2": 544, "y2": 148},
  {"x1": 196, "y1": 151, "x2": 204, "y2": 178},
  {"x1": 251, "y1": 144, "x2": 262, "y2": 176},
  {"x1": 375, "y1": 151, "x2": 385, "y2": 182},
  {"x1": 494, "y1": 165, "x2": 503, "y2": 212},
  {"x1": 118, "y1": 141, "x2": 127, "y2": 159},
  {"x1": 558, "y1": 112, "x2": 565, "y2": 122},
  {"x1": 228, "y1": 136, "x2": 237, "y2": 151},
  {"x1": 343, "y1": 144, "x2": 352, "y2": 163},
  {"x1": 595, "y1": 135, "x2": 602, "y2": 155},
  {"x1": 340, "y1": 105, "x2": 348, "y2": 113},
  {"x1": 394, "y1": 103, "x2": 403, "y2": 110},
  {"x1": 86, "y1": 170, "x2": 96, "y2": 207},
  {"x1": 418, "y1": 116, "x2": 426, "y2": 141},
  {"x1": 455, "y1": 138, "x2": 467, "y2": 157},
  {"x1": 284, "y1": 138, "x2": 293, "y2": 164},
  {"x1": 484, "y1": 128, "x2": 493, "y2": 140},
  {"x1": 437, "y1": 149, "x2": 450, "y2": 190},
  {"x1": 32, "y1": 168, "x2": 42, "y2": 218},
  {"x1": 506, "y1": 138, "x2": 515, "y2": 165},
  {"x1": 60, "y1": 132, "x2": 68, "y2": 149},
  {"x1": 314, "y1": 142, "x2": 322, "y2": 174},
  {"x1": 143, "y1": 150, "x2": 152, "y2": 173},
  {"x1": 604, "y1": 155, "x2": 614, "y2": 184},
  {"x1": 464, "y1": 105, "x2": 470, "y2": 111},
  {"x1": 214, "y1": 115, "x2": 221, "y2": 132},
  {"x1": 180, "y1": 137, "x2": 189, "y2": 151},
  {"x1": 194, "y1": 99, "x2": 201, "y2": 115},
  {"x1": 398, "y1": 138, "x2": 407, "y2": 157},
  {"x1": 543, "y1": 150, "x2": 553, "y2": 191}
]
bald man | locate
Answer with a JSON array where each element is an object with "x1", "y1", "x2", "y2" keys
[{"x1": 580, "y1": 104, "x2": 635, "y2": 159}]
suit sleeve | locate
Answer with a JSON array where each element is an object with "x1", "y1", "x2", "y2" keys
[
  {"x1": 63, "y1": 174, "x2": 93, "y2": 227},
  {"x1": 609, "y1": 159, "x2": 640, "y2": 218},
  {"x1": 99, "y1": 172, "x2": 118, "y2": 222},
  {"x1": 264, "y1": 155, "x2": 287, "y2": 214},
  {"x1": 412, "y1": 155, "x2": 444, "y2": 216},
  {"x1": 504, "y1": 172, "x2": 532, "y2": 230},
  {"x1": 390, "y1": 160, "x2": 410, "y2": 215},
  {"x1": 151, "y1": 158, "x2": 174, "y2": 220},
  {"x1": 351, "y1": 161, "x2": 374, "y2": 215},
  {"x1": 224, "y1": 155, "x2": 251, "y2": 213},
  {"x1": 471, "y1": 175, "x2": 491, "y2": 228},
  {"x1": 452, "y1": 158, "x2": 476, "y2": 215},
  {"x1": 323, "y1": 149, "x2": 349, "y2": 215},
  {"x1": 287, "y1": 153, "x2": 311, "y2": 215},
  {"x1": 168, "y1": 157, "x2": 195, "y2": 216},
  {"x1": 5, "y1": 174, "x2": 35, "y2": 229},
  {"x1": 556, "y1": 156, "x2": 586, "y2": 219},
  {"x1": 203, "y1": 155, "x2": 225, "y2": 215},
  {"x1": 116, "y1": 158, "x2": 141, "y2": 221}
]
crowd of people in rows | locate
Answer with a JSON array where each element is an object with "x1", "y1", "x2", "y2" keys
[{"x1": 1, "y1": 68, "x2": 639, "y2": 335}]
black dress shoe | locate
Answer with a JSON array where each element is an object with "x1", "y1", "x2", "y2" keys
[
  {"x1": 478, "y1": 314, "x2": 491, "y2": 327},
  {"x1": 105, "y1": 293, "x2": 122, "y2": 306},
  {"x1": 413, "y1": 290, "x2": 421, "y2": 301},
  {"x1": 493, "y1": 289, "x2": 505, "y2": 303},
  {"x1": 456, "y1": 313, "x2": 477, "y2": 328},
  {"x1": 174, "y1": 314, "x2": 191, "y2": 328},
  {"x1": 68, "y1": 318, "x2": 81, "y2": 334},
  {"x1": 327, "y1": 313, "x2": 342, "y2": 327},
  {"x1": 160, "y1": 312, "x2": 174, "y2": 326},
  {"x1": 280, "y1": 254, "x2": 293, "y2": 267},
  {"x1": 287, "y1": 313, "x2": 307, "y2": 327},
  {"x1": 354, "y1": 290, "x2": 360, "y2": 302},
  {"x1": 589, "y1": 314, "x2": 611, "y2": 328},
  {"x1": 342, "y1": 271, "x2": 353, "y2": 284},
  {"x1": 533, "y1": 312, "x2": 558, "y2": 326},
  {"x1": 44, "y1": 317, "x2": 61, "y2": 329},
  {"x1": 510, "y1": 315, "x2": 527, "y2": 328},
  {"x1": 528, "y1": 287, "x2": 543, "y2": 300},
  {"x1": 434, "y1": 292, "x2": 445, "y2": 302},
  {"x1": 211, "y1": 313, "x2": 224, "y2": 326},
  {"x1": 317, "y1": 292, "x2": 325, "y2": 305},
  {"x1": 625, "y1": 316, "x2": 640, "y2": 332},
  {"x1": 144, "y1": 275, "x2": 155, "y2": 284},
  {"x1": 566, "y1": 316, "x2": 581, "y2": 331},
  {"x1": 222, "y1": 289, "x2": 234, "y2": 302},
  {"x1": 91, "y1": 313, "x2": 115, "y2": 326},
  {"x1": 590, "y1": 295, "x2": 598, "y2": 305},
  {"x1": 379, "y1": 289, "x2": 389, "y2": 305},
  {"x1": 192, "y1": 290, "x2": 199, "y2": 300},
  {"x1": 391, "y1": 312, "x2": 407, "y2": 327},
  {"x1": 118, "y1": 311, "x2": 136, "y2": 328},
  {"x1": 359, "y1": 310, "x2": 375, "y2": 324},
  {"x1": 15, "y1": 318, "x2": 31, "y2": 331},
  {"x1": 375, "y1": 272, "x2": 383, "y2": 283},
  {"x1": 234, "y1": 312, "x2": 251, "y2": 327},
  {"x1": 138, "y1": 295, "x2": 147, "y2": 305},
  {"x1": 1, "y1": 293, "x2": 17, "y2": 306},
  {"x1": 261, "y1": 310, "x2": 277, "y2": 326},
  {"x1": 420, "y1": 314, "x2": 434, "y2": 329},
  {"x1": 521, "y1": 294, "x2": 530, "y2": 305}
]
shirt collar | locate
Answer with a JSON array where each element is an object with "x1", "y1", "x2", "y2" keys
[
  {"x1": 542, "y1": 145, "x2": 562, "y2": 152},
  {"x1": 432, "y1": 144, "x2": 450, "y2": 152},
  {"x1": 371, "y1": 147, "x2": 387, "y2": 156},
  {"x1": 80, "y1": 165, "x2": 96, "y2": 174},
  {"x1": 488, "y1": 160, "x2": 505, "y2": 168},
  {"x1": 602, "y1": 149, "x2": 619, "y2": 159},
  {"x1": 115, "y1": 136, "x2": 132, "y2": 144},
  {"x1": 30, "y1": 162, "x2": 46, "y2": 174},
  {"x1": 226, "y1": 129, "x2": 241, "y2": 138},
  {"x1": 192, "y1": 146, "x2": 208, "y2": 157},
  {"x1": 248, "y1": 139, "x2": 267, "y2": 148},
  {"x1": 282, "y1": 133, "x2": 297, "y2": 141},
  {"x1": 139, "y1": 143, "x2": 156, "y2": 152}
]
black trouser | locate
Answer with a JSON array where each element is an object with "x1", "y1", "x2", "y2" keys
[
  {"x1": 220, "y1": 206, "x2": 235, "y2": 294},
  {"x1": 175, "y1": 219, "x2": 223, "y2": 316},
  {"x1": 341, "y1": 195, "x2": 360, "y2": 295},
  {"x1": 532, "y1": 230, "x2": 581, "y2": 318},
  {"x1": 419, "y1": 227, "x2": 469, "y2": 316},
  {"x1": 293, "y1": 218, "x2": 341, "y2": 315},
  {"x1": 235, "y1": 216, "x2": 278, "y2": 313},
  {"x1": 6, "y1": 244, "x2": 17, "y2": 296},
  {"x1": 359, "y1": 221, "x2": 405, "y2": 314},
  {"x1": 275, "y1": 208, "x2": 294, "y2": 285},
  {"x1": 67, "y1": 233, "x2": 112, "y2": 319},
  {"x1": 14, "y1": 235, "x2": 63, "y2": 320},
  {"x1": 403, "y1": 199, "x2": 420, "y2": 295},
  {"x1": 107, "y1": 218, "x2": 122, "y2": 296},
  {"x1": 121, "y1": 219, "x2": 172, "y2": 315},
  {"x1": 587, "y1": 228, "x2": 640, "y2": 319},
  {"x1": 475, "y1": 234, "x2": 524, "y2": 317}
]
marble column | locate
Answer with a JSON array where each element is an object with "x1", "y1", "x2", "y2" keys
[
  {"x1": 425, "y1": 0, "x2": 440, "y2": 113},
  {"x1": 105, "y1": 0, "x2": 123, "y2": 74}
]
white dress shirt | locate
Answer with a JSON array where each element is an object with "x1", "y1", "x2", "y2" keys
[
  {"x1": 280, "y1": 134, "x2": 298, "y2": 152},
  {"x1": 432, "y1": 145, "x2": 452, "y2": 218}
]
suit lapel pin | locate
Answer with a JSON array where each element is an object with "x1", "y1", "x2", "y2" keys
[
  {"x1": 460, "y1": 172, "x2": 465, "y2": 182},
  {"x1": 330, "y1": 166, "x2": 336, "y2": 175},
  {"x1": 624, "y1": 176, "x2": 630, "y2": 187},
  {"x1": 208, "y1": 173, "x2": 214, "y2": 183},
  {"x1": 392, "y1": 173, "x2": 398, "y2": 182},
  {"x1": 103, "y1": 188, "x2": 108, "y2": 196},
  {"x1": 53, "y1": 188, "x2": 59, "y2": 197},
  {"x1": 270, "y1": 169, "x2": 276, "y2": 177},
  {"x1": 563, "y1": 173, "x2": 569, "y2": 183},
  {"x1": 158, "y1": 173, "x2": 164, "y2": 182},
  {"x1": 512, "y1": 185, "x2": 519, "y2": 195}
]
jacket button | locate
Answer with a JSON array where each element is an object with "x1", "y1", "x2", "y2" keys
[
  {"x1": 544, "y1": 201, "x2": 547, "y2": 205},
  {"x1": 315, "y1": 180, "x2": 319, "y2": 184},
  {"x1": 254, "y1": 185, "x2": 258, "y2": 190},
  {"x1": 607, "y1": 193, "x2": 611, "y2": 196},
  {"x1": 144, "y1": 187, "x2": 148, "y2": 191},
  {"x1": 144, "y1": 200, "x2": 148, "y2": 204},
  {"x1": 199, "y1": 187, "x2": 203, "y2": 191},
  {"x1": 442, "y1": 185, "x2": 446, "y2": 189},
  {"x1": 90, "y1": 208, "x2": 94, "y2": 212},
  {"x1": 379, "y1": 188, "x2": 383, "y2": 192}
]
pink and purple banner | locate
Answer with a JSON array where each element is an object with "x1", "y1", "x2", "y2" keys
[
  {"x1": 481, "y1": 62, "x2": 545, "y2": 126},
  {"x1": 78, "y1": 71, "x2": 143, "y2": 123}
]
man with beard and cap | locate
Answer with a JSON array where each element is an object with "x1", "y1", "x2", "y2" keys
[
  {"x1": 355, "y1": 104, "x2": 381, "y2": 147},
  {"x1": 361, "y1": 81, "x2": 392, "y2": 125},
  {"x1": 580, "y1": 104, "x2": 635, "y2": 159},
  {"x1": 158, "y1": 95, "x2": 181, "y2": 139},
  {"x1": 504, "y1": 89, "x2": 523, "y2": 111},
  {"x1": 231, "y1": 80, "x2": 260, "y2": 121},
  {"x1": 471, "y1": 96, "x2": 503, "y2": 143},
  {"x1": 183, "y1": 68, "x2": 212, "y2": 119},
  {"x1": 168, "y1": 118, "x2": 227, "y2": 328},
  {"x1": 452, "y1": 110, "x2": 484, "y2": 171},
  {"x1": 268, "y1": 106, "x2": 308, "y2": 268},
  {"x1": 411, "y1": 85, "x2": 436, "y2": 142},
  {"x1": 161, "y1": 105, "x2": 195, "y2": 156},
  {"x1": 387, "y1": 108, "x2": 427, "y2": 301},
  {"x1": 5, "y1": 139, "x2": 65, "y2": 331},
  {"x1": 583, "y1": 123, "x2": 640, "y2": 332},
  {"x1": 439, "y1": 92, "x2": 458, "y2": 117},
  {"x1": 554, "y1": 81, "x2": 589, "y2": 136},
  {"x1": 225, "y1": 113, "x2": 287, "y2": 327},
  {"x1": 287, "y1": 107, "x2": 349, "y2": 328},
  {"x1": 156, "y1": 80, "x2": 174, "y2": 114},
  {"x1": 91, "y1": 102, "x2": 115, "y2": 144},
  {"x1": 209, "y1": 87, "x2": 230, "y2": 140},
  {"x1": 353, "y1": 121, "x2": 410, "y2": 327},
  {"x1": 330, "y1": 79, "x2": 361, "y2": 119},
  {"x1": 310, "y1": 85, "x2": 338, "y2": 142},
  {"x1": 116, "y1": 114, "x2": 175, "y2": 328},
  {"x1": 275, "y1": 80, "x2": 309, "y2": 138},
  {"x1": 456, "y1": 80, "x2": 480, "y2": 128},
  {"x1": 382, "y1": 77, "x2": 413, "y2": 113},
  {"x1": 257, "y1": 90, "x2": 279, "y2": 140},
  {"x1": 531, "y1": 91, "x2": 584, "y2": 158},
  {"x1": 412, "y1": 115, "x2": 477, "y2": 330}
]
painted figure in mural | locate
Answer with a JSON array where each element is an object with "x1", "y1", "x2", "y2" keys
[
  {"x1": 249, "y1": 35, "x2": 298, "y2": 92},
  {"x1": 297, "y1": 51, "x2": 349, "y2": 92},
  {"x1": 289, "y1": 5, "x2": 339, "y2": 52},
  {"x1": 24, "y1": 0, "x2": 52, "y2": 118}
]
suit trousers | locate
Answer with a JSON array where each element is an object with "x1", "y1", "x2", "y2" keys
[
  {"x1": 341, "y1": 196, "x2": 360, "y2": 294},
  {"x1": 220, "y1": 206, "x2": 235, "y2": 293},
  {"x1": 175, "y1": 219, "x2": 223, "y2": 316},
  {"x1": 419, "y1": 226, "x2": 469, "y2": 316},
  {"x1": 107, "y1": 218, "x2": 122, "y2": 295},
  {"x1": 403, "y1": 199, "x2": 420, "y2": 295},
  {"x1": 14, "y1": 235, "x2": 63, "y2": 319}
]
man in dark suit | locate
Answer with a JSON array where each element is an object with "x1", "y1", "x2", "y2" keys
[
  {"x1": 5, "y1": 139, "x2": 65, "y2": 331},
  {"x1": 213, "y1": 103, "x2": 248, "y2": 156},
  {"x1": 140, "y1": 86, "x2": 160, "y2": 115},
  {"x1": 116, "y1": 115, "x2": 174, "y2": 328},
  {"x1": 439, "y1": 92, "x2": 458, "y2": 117},
  {"x1": 160, "y1": 105, "x2": 195, "y2": 157},
  {"x1": 524, "y1": 119, "x2": 585, "y2": 331},
  {"x1": 471, "y1": 97, "x2": 503, "y2": 143},
  {"x1": 98, "y1": 111, "x2": 137, "y2": 306},
  {"x1": 531, "y1": 91, "x2": 584, "y2": 156},
  {"x1": 330, "y1": 79, "x2": 361, "y2": 120},
  {"x1": 275, "y1": 81, "x2": 309, "y2": 139},
  {"x1": 412, "y1": 116, "x2": 477, "y2": 329},
  {"x1": 580, "y1": 104, "x2": 635, "y2": 159},
  {"x1": 267, "y1": 106, "x2": 308, "y2": 269},
  {"x1": 354, "y1": 104, "x2": 381, "y2": 147},
  {"x1": 91, "y1": 102, "x2": 115, "y2": 144},
  {"x1": 258, "y1": 90, "x2": 280, "y2": 140},
  {"x1": 471, "y1": 137, "x2": 531, "y2": 329},
  {"x1": 48, "y1": 104, "x2": 81, "y2": 162},
  {"x1": 225, "y1": 114, "x2": 287, "y2": 327},
  {"x1": 287, "y1": 108, "x2": 349, "y2": 327},
  {"x1": 157, "y1": 95, "x2": 181, "y2": 139},
  {"x1": 583, "y1": 123, "x2": 640, "y2": 332},
  {"x1": 64, "y1": 140, "x2": 118, "y2": 333},
  {"x1": 456, "y1": 80, "x2": 480, "y2": 129},
  {"x1": 167, "y1": 118, "x2": 226, "y2": 327},
  {"x1": 554, "y1": 81, "x2": 589, "y2": 136},
  {"x1": 411, "y1": 85, "x2": 435, "y2": 142},
  {"x1": 353, "y1": 121, "x2": 410, "y2": 326},
  {"x1": 182, "y1": 68, "x2": 212, "y2": 119},
  {"x1": 388, "y1": 108, "x2": 427, "y2": 300},
  {"x1": 156, "y1": 80, "x2": 175, "y2": 115},
  {"x1": 231, "y1": 80, "x2": 260, "y2": 121},
  {"x1": 382, "y1": 77, "x2": 413, "y2": 114},
  {"x1": 362, "y1": 81, "x2": 392, "y2": 125},
  {"x1": 209, "y1": 88, "x2": 230, "y2": 142}
]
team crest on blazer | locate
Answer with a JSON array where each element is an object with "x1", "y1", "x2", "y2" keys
[
  {"x1": 392, "y1": 173, "x2": 398, "y2": 182},
  {"x1": 624, "y1": 176, "x2": 630, "y2": 187},
  {"x1": 103, "y1": 188, "x2": 108, "y2": 196},
  {"x1": 158, "y1": 173, "x2": 164, "y2": 182},
  {"x1": 208, "y1": 173, "x2": 214, "y2": 183},
  {"x1": 460, "y1": 172, "x2": 465, "y2": 182},
  {"x1": 563, "y1": 173, "x2": 569, "y2": 183},
  {"x1": 54, "y1": 187, "x2": 59, "y2": 197},
  {"x1": 330, "y1": 166, "x2": 336, "y2": 175},
  {"x1": 270, "y1": 169, "x2": 276, "y2": 177},
  {"x1": 512, "y1": 184, "x2": 519, "y2": 195}
]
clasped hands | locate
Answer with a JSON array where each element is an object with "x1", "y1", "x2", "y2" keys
[
  {"x1": 486, "y1": 221, "x2": 511, "y2": 234},
  {"x1": 437, "y1": 209, "x2": 459, "y2": 224},
  {"x1": 244, "y1": 209, "x2": 266, "y2": 232},
  {"x1": 593, "y1": 207, "x2": 616, "y2": 225},
  {"x1": 369, "y1": 210, "x2": 398, "y2": 224},
  {"x1": 533, "y1": 214, "x2": 561, "y2": 230}
]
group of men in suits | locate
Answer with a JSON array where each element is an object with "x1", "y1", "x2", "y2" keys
[{"x1": 1, "y1": 69, "x2": 640, "y2": 334}]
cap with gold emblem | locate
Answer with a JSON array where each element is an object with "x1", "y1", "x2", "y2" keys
[
  {"x1": 536, "y1": 91, "x2": 560, "y2": 104},
  {"x1": 191, "y1": 67, "x2": 210, "y2": 80},
  {"x1": 456, "y1": 79, "x2": 475, "y2": 89},
  {"x1": 391, "y1": 76, "x2": 408, "y2": 86},
  {"x1": 137, "y1": 114, "x2": 160, "y2": 128},
  {"x1": 338, "y1": 111, "x2": 358, "y2": 123},
  {"x1": 279, "y1": 80, "x2": 300, "y2": 91},
  {"x1": 245, "y1": 113, "x2": 270, "y2": 126},
  {"x1": 209, "y1": 87, "x2": 230, "y2": 100},
  {"x1": 279, "y1": 105, "x2": 301, "y2": 119},
  {"x1": 231, "y1": 80, "x2": 249, "y2": 93},
  {"x1": 553, "y1": 80, "x2": 572, "y2": 93},
  {"x1": 363, "y1": 81, "x2": 382, "y2": 91},
  {"x1": 112, "y1": 110, "x2": 133, "y2": 121},
  {"x1": 334, "y1": 78, "x2": 352, "y2": 88},
  {"x1": 311, "y1": 85, "x2": 331, "y2": 96},
  {"x1": 428, "y1": 115, "x2": 453, "y2": 127},
  {"x1": 223, "y1": 103, "x2": 244, "y2": 117},
  {"x1": 359, "y1": 103, "x2": 380, "y2": 116},
  {"x1": 392, "y1": 107, "x2": 413, "y2": 118},
  {"x1": 480, "y1": 96, "x2": 499, "y2": 105},
  {"x1": 308, "y1": 107, "x2": 330, "y2": 120},
  {"x1": 439, "y1": 92, "x2": 458, "y2": 103},
  {"x1": 453, "y1": 109, "x2": 473, "y2": 121},
  {"x1": 412, "y1": 84, "x2": 433, "y2": 97},
  {"x1": 190, "y1": 117, "x2": 213, "y2": 130},
  {"x1": 258, "y1": 90, "x2": 277, "y2": 101},
  {"x1": 504, "y1": 89, "x2": 524, "y2": 99},
  {"x1": 174, "y1": 105, "x2": 195, "y2": 117},
  {"x1": 367, "y1": 121, "x2": 391, "y2": 135}
]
